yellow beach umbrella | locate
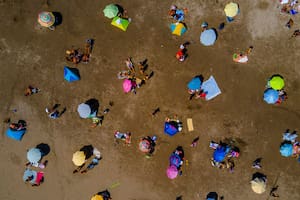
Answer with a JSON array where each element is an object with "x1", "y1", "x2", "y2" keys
[
  {"x1": 91, "y1": 195, "x2": 104, "y2": 200},
  {"x1": 38, "y1": 11, "x2": 55, "y2": 27},
  {"x1": 72, "y1": 151, "x2": 85, "y2": 166},
  {"x1": 224, "y1": 2, "x2": 239, "y2": 17},
  {"x1": 251, "y1": 178, "x2": 266, "y2": 194}
]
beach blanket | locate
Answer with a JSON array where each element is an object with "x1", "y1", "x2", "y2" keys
[{"x1": 201, "y1": 76, "x2": 221, "y2": 100}]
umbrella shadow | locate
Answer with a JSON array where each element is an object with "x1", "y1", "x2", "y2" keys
[
  {"x1": 252, "y1": 172, "x2": 267, "y2": 180},
  {"x1": 53, "y1": 12, "x2": 63, "y2": 26},
  {"x1": 211, "y1": 28, "x2": 219, "y2": 40},
  {"x1": 194, "y1": 74, "x2": 204, "y2": 83},
  {"x1": 116, "y1": 4, "x2": 124, "y2": 16},
  {"x1": 85, "y1": 98, "x2": 99, "y2": 113},
  {"x1": 206, "y1": 192, "x2": 218, "y2": 200},
  {"x1": 80, "y1": 145, "x2": 94, "y2": 159},
  {"x1": 36, "y1": 143, "x2": 50, "y2": 156},
  {"x1": 270, "y1": 74, "x2": 284, "y2": 80}
]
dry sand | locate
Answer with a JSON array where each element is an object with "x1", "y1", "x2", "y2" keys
[{"x1": 0, "y1": 0, "x2": 300, "y2": 199}]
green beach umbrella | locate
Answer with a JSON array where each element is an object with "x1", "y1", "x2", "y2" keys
[
  {"x1": 269, "y1": 76, "x2": 285, "y2": 90},
  {"x1": 103, "y1": 4, "x2": 119, "y2": 19}
]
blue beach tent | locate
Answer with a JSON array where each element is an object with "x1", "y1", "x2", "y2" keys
[
  {"x1": 64, "y1": 66, "x2": 80, "y2": 82},
  {"x1": 164, "y1": 121, "x2": 179, "y2": 136},
  {"x1": 6, "y1": 128, "x2": 26, "y2": 141}
]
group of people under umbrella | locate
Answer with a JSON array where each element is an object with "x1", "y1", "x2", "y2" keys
[
  {"x1": 263, "y1": 74, "x2": 287, "y2": 105},
  {"x1": 279, "y1": 130, "x2": 300, "y2": 161}
]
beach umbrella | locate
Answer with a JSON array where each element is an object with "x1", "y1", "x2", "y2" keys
[
  {"x1": 269, "y1": 76, "x2": 285, "y2": 90},
  {"x1": 38, "y1": 11, "x2": 55, "y2": 27},
  {"x1": 213, "y1": 147, "x2": 226, "y2": 162},
  {"x1": 280, "y1": 143, "x2": 293, "y2": 157},
  {"x1": 91, "y1": 195, "x2": 104, "y2": 200},
  {"x1": 139, "y1": 139, "x2": 151, "y2": 153},
  {"x1": 187, "y1": 77, "x2": 202, "y2": 90},
  {"x1": 200, "y1": 29, "x2": 217, "y2": 46},
  {"x1": 170, "y1": 22, "x2": 187, "y2": 36},
  {"x1": 77, "y1": 103, "x2": 92, "y2": 118},
  {"x1": 111, "y1": 16, "x2": 130, "y2": 31},
  {"x1": 103, "y1": 4, "x2": 119, "y2": 19},
  {"x1": 169, "y1": 153, "x2": 182, "y2": 168},
  {"x1": 23, "y1": 168, "x2": 38, "y2": 184},
  {"x1": 72, "y1": 151, "x2": 86, "y2": 166},
  {"x1": 166, "y1": 165, "x2": 178, "y2": 179},
  {"x1": 224, "y1": 2, "x2": 239, "y2": 17},
  {"x1": 123, "y1": 79, "x2": 133, "y2": 93},
  {"x1": 251, "y1": 178, "x2": 266, "y2": 194},
  {"x1": 27, "y1": 148, "x2": 42, "y2": 163},
  {"x1": 263, "y1": 89, "x2": 279, "y2": 104}
]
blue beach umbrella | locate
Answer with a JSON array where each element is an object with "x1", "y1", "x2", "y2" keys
[
  {"x1": 200, "y1": 29, "x2": 217, "y2": 46},
  {"x1": 213, "y1": 147, "x2": 226, "y2": 162},
  {"x1": 263, "y1": 89, "x2": 279, "y2": 104},
  {"x1": 280, "y1": 143, "x2": 293, "y2": 157},
  {"x1": 169, "y1": 153, "x2": 182, "y2": 168},
  {"x1": 187, "y1": 77, "x2": 202, "y2": 90},
  {"x1": 23, "y1": 169, "x2": 37, "y2": 184},
  {"x1": 27, "y1": 148, "x2": 42, "y2": 163}
]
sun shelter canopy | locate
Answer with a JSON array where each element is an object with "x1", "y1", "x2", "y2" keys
[
  {"x1": 111, "y1": 16, "x2": 129, "y2": 31},
  {"x1": 213, "y1": 147, "x2": 226, "y2": 162},
  {"x1": 201, "y1": 76, "x2": 221, "y2": 100},
  {"x1": 200, "y1": 29, "x2": 217, "y2": 46},
  {"x1": 103, "y1": 4, "x2": 119, "y2": 19},
  {"x1": 64, "y1": 66, "x2": 80, "y2": 82},
  {"x1": 166, "y1": 165, "x2": 178, "y2": 179},
  {"x1": 23, "y1": 169, "x2": 38, "y2": 184},
  {"x1": 77, "y1": 103, "x2": 92, "y2": 118},
  {"x1": 27, "y1": 148, "x2": 42, "y2": 164},
  {"x1": 139, "y1": 139, "x2": 151, "y2": 153},
  {"x1": 263, "y1": 89, "x2": 279, "y2": 104},
  {"x1": 224, "y1": 2, "x2": 239, "y2": 17},
  {"x1": 187, "y1": 76, "x2": 202, "y2": 91},
  {"x1": 280, "y1": 142, "x2": 293, "y2": 157},
  {"x1": 72, "y1": 151, "x2": 86, "y2": 166},
  {"x1": 164, "y1": 121, "x2": 179, "y2": 136},
  {"x1": 38, "y1": 11, "x2": 55, "y2": 27},
  {"x1": 251, "y1": 177, "x2": 266, "y2": 194},
  {"x1": 269, "y1": 76, "x2": 285, "y2": 90},
  {"x1": 170, "y1": 22, "x2": 187, "y2": 36},
  {"x1": 6, "y1": 128, "x2": 26, "y2": 141}
]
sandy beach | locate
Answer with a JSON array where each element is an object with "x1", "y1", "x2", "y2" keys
[{"x1": 0, "y1": 0, "x2": 300, "y2": 199}]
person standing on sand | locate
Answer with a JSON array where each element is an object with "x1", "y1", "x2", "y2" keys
[{"x1": 45, "y1": 104, "x2": 66, "y2": 119}]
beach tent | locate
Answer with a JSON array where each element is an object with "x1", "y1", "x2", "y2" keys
[
  {"x1": 251, "y1": 177, "x2": 266, "y2": 194},
  {"x1": 6, "y1": 128, "x2": 26, "y2": 141},
  {"x1": 269, "y1": 75, "x2": 285, "y2": 90},
  {"x1": 280, "y1": 142, "x2": 293, "y2": 157},
  {"x1": 166, "y1": 165, "x2": 178, "y2": 179},
  {"x1": 224, "y1": 2, "x2": 239, "y2": 17},
  {"x1": 170, "y1": 22, "x2": 187, "y2": 36},
  {"x1": 111, "y1": 16, "x2": 129, "y2": 31},
  {"x1": 169, "y1": 153, "x2": 182, "y2": 168},
  {"x1": 263, "y1": 89, "x2": 279, "y2": 104},
  {"x1": 64, "y1": 66, "x2": 80, "y2": 82},
  {"x1": 200, "y1": 29, "x2": 217, "y2": 46},
  {"x1": 38, "y1": 11, "x2": 55, "y2": 27},
  {"x1": 72, "y1": 151, "x2": 86, "y2": 166},
  {"x1": 201, "y1": 76, "x2": 221, "y2": 100},
  {"x1": 164, "y1": 121, "x2": 179, "y2": 136},
  {"x1": 27, "y1": 148, "x2": 42, "y2": 164},
  {"x1": 103, "y1": 4, "x2": 119, "y2": 19},
  {"x1": 206, "y1": 192, "x2": 218, "y2": 200},
  {"x1": 187, "y1": 76, "x2": 202, "y2": 91},
  {"x1": 213, "y1": 146, "x2": 227, "y2": 162}
]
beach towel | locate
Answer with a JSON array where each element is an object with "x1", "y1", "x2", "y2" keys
[{"x1": 201, "y1": 76, "x2": 221, "y2": 100}]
